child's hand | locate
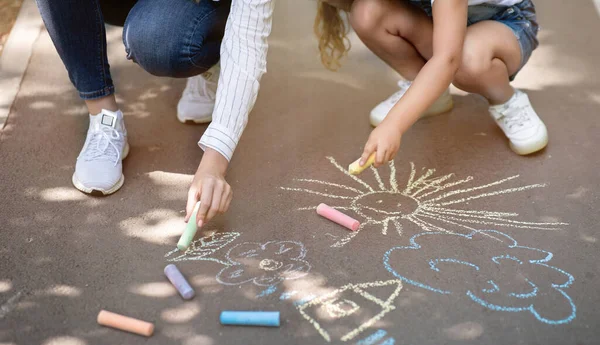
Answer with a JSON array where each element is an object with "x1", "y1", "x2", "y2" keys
[
  {"x1": 360, "y1": 123, "x2": 403, "y2": 168},
  {"x1": 185, "y1": 148, "x2": 232, "y2": 228}
]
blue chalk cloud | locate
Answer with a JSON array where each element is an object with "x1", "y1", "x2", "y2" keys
[{"x1": 383, "y1": 230, "x2": 576, "y2": 325}]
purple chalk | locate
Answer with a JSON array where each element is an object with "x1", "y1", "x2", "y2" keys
[{"x1": 164, "y1": 264, "x2": 195, "y2": 300}]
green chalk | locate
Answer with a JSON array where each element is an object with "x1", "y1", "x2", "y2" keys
[{"x1": 177, "y1": 202, "x2": 200, "y2": 251}]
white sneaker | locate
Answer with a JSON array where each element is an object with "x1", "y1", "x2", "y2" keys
[
  {"x1": 72, "y1": 109, "x2": 129, "y2": 196},
  {"x1": 369, "y1": 80, "x2": 454, "y2": 127},
  {"x1": 489, "y1": 89, "x2": 548, "y2": 155},
  {"x1": 177, "y1": 63, "x2": 220, "y2": 124}
]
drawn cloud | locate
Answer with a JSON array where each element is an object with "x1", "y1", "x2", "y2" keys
[
  {"x1": 383, "y1": 230, "x2": 576, "y2": 325},
  {"x1": 217, "y1": 241, "x2": 311, "y2": 286}
]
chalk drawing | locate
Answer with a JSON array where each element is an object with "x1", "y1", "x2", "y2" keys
[
  {"x1": 165, "y1": 233, "x2": 311, "y2": 288},
  {"x1": 281, "y1": 158, "x2": 567, "y2": 247},
  {"x1": 165, "y1": 232, "x2": 240, "y2": 265},
  {"x1": 296, "y1": 280, "x2": 403, "y2": 342},
  {"x1": 280, "y1": 291, "x2": 299, "y2": 300},
  {"x1": 383, "y1": 230, "x2": 576, "y2": 325},
  {"x1": 294, "y1": 294, "x2": 317, "y2": 306},
  {"x1": 354, "y1": 329, "x2": 396, "y2": 345},
  {"x1": 257, "y1": 285, "x2": 277, "y2": 298},
  {"x1": 216, "y1": 241, "x2": 311, "y2": 286},
  {"x1": 355, "y1": 330, "x2": 387, "y2": 345}
]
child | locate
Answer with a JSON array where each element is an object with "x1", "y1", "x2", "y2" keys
[{"x1": 315, "y1": 0, "x2": 547, "y2": 167}]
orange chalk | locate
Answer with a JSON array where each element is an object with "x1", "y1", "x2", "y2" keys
[
  {"x1": 317, "y1": 203, "x2": 360, "y2": 231},
  {"x1": 97, "y1": 310, "x2": 154, "y2": 337}
]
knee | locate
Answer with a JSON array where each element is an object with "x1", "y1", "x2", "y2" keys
[
  {"x1": 349, "y1": 0, "x2": 386, "y2": 37},
  {"x1": 123, "y1": 1, "x2": 225, "y2": 78},
  {"x1": 453, "y1": 47, "x2": 491, "y2": 87}
]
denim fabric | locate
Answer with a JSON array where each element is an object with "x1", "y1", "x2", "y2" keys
[
  {"x1": 35, "y1": 0, "x2": 231, "y2": 100},
  {"x1": 408, "y1": 0, "x2": 539, "y2": 80}
]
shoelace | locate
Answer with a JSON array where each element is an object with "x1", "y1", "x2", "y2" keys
[
  {"x1": 496, "y1": 104, "x2": 532, "y2": 130},
  {"x1": 387, "y1": 80, "x2": 412, "y2": 104},
  {"x1": 82, "y1": 124, "x2": 122, "y2": 166}
]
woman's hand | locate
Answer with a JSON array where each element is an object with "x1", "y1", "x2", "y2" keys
[
  {"x1": 185, "y1": 148, "x2": 232, "y2": 227},
  {"x1": 360, "y1": 122, "x2": 403, "y2": 168}
]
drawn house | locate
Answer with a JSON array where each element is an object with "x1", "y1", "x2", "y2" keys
[{"x1": 296, "y1": 280, "x2": 403, "y2": 342}]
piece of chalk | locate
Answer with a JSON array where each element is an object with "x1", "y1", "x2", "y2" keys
[
  {"x1": 164, "y1": 264, "x2": 195, "y2": 300},
  {"x1": 317, "y1": 203, "x2": 360, "y2": 231},
  {"x1": 220, "y1": 311, "x2": 280, "y2": 327},
  {"x1": 178, "y1": 202, "x2": 201, "y2": 251},
  {"x1": 97, "y1": 310, "x2": 154, "y2": 337},
  {"x1": 348, "y1": 153, "x2": 376, "y2": 175}
]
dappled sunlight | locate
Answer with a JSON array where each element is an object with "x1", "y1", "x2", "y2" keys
[
  {"x1": 580, "y1": 234, "x2": 597, "y2": 243},
  {"x1": 41, "y1": 336, "x2": 87, "y2": 345},
  {"x1": 161, "y1": 302, "x2": 201, "y2": 323},
  {"x1": 40, "y1": 187, "x2": 87, "y2": 202},
  {"x1": 443, "y1": 321, "x2": 484, "y2": 340},
  {"x1": 129, "y1": 281, "x2": 177, "y2": 298},
  {"x1": 282, "y1": 272, "x2": 333, "y2": 299},
  {"x1": 15, "y1": 300, "x2": 36, "y2": 311},
  {"x1": 183, "y1": 335, "x2": 215, "y2": 345},
  {"x1": 395, "y1": 290, "x2": 428, "y2": 308},
  {"x1": 0, "y1": 280, "x2": 12, "y2": 293},
  {"x1": 120, "y1": 209, "x2": 183, "y2": 244},
  {"x1": 29, "y1": 101, "x2": 55, "y2": 110},
  {"x1": 566, "y1": 186, "x2": 589, "y2": 199},
  {"x1": 39, "y1": 284, "x2": 82, "y2": 297},
  {"x1": 513, "y1": 30, "x2": 590, "y2": 90},
  {"x1": 145, "y1": 171, "x2": 193, "y2": 200}
]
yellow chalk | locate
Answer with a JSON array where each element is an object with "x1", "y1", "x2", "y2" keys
[{"x1": 348, "y1": 154, "x2": 376, "y2": 175}]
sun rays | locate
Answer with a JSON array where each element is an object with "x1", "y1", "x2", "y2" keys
[{"x1": 281, "y1": 157, "x2": 567, "y2": 248}]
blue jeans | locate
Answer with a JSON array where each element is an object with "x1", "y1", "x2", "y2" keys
[
  {"x1": 35, "y1": 0, "x2": 231, "y2": 100},
  {"x1": 409, "y1": 0, "x2": 539, "y2": 80}
]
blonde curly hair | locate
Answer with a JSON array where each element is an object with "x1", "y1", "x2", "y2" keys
[{"x1": 314, "y1": 1, "x2": 352, "y2": 71}]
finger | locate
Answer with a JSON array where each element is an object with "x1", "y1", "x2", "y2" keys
[
  {"x1": 360, "y1": 143, "x2": 375, "y2": 166},
  {"x1": 386, "y1": 148, "x2": 397, "y2": 162},
  {"x1": 224, "y1": 191, "x2": 233, "y2": 212},
  {"x1": 206, "y1": 182, "x2": 224, "y2": 223},
  {"x1": 185, "y1": 186, "x2": 200, "y2": 222},
  {"x1": 197, "y1": 181, "x2": 214, "y2": 227},
  {"x1": 375, "y1": 148, "x2": 387, "y2": 168},
  {"x1": 219, "y1": 185, "x2": 231, "y2": 212}
]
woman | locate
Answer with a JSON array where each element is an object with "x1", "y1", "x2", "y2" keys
[{"x1": 36, "y1": 0, "x2": 276, "y2": 228}]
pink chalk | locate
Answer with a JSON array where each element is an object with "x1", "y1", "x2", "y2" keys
[{"x1": 316, "y1": 203, "x2": 360, "y2": 231}]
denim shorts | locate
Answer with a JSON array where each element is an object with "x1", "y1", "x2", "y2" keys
[{"x1": 409, "y1": 0, "x2": 539, "y2": 80}]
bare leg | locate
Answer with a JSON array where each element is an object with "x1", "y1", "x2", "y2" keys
[
  {"x1": 349, "y1": 0, "x2": 434, "y2": 81},
  {"x1": 452, "y1": 21, "x2": 522, "y2": 105}
]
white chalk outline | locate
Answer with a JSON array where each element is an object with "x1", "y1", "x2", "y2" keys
[
  {"x1": 296, "y1": 279, "x2": 403, "y2": 342},
  {"x1": 281, "y1": 158, "x2": 567, "y2": 247},
  {"x1": 216, "y1": 240, "x2": 312, "y2": 286},
  {"x1": 165, "y1": 232, "x2": 240, "y2": 266}
]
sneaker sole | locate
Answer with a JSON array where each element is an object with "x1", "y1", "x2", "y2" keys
[
  {"x1": 177, "y1": 114, "x2": 212, "y2": 124},
  {"x1": 369, "y1": 98, "x2": 454, "y2": 127},
  {"x1": 72, "y1": 142, "x2": 129, "y2": 196},
  {"x1": 509, "y1": 125, "x2": 549, "y2": 155}
]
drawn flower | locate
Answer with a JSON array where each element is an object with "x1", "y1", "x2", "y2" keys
[
  {"x1": 216, "y1": 241, "x2": 311, "y2": 286},
  {"x1": 383, "y1": 230, "x2": 576, "y2": 325}
]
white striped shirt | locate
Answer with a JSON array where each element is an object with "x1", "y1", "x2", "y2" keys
[{"x1": 198, "y1": 0, "x2": 276, "y2": 161}]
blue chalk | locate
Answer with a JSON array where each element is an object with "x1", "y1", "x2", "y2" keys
[{"x1": 220, "y1": 311, "x2": 280, "y2": 327}]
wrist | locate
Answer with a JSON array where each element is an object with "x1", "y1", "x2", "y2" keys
[
  {"x1": 199, "y1": 148, "x2": 229, "y2": 175},
  {"x1": 381, "y1": 112, "x2": 408, "y2": 136}
]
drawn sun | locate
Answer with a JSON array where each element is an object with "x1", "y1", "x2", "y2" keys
[{"x1": 281, "y1": 157, "x2": 566, "y2": 248}]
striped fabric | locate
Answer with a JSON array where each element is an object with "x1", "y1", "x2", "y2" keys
[{"x1": 198, "y1": 0, "x2": 276, "y2": 161}]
